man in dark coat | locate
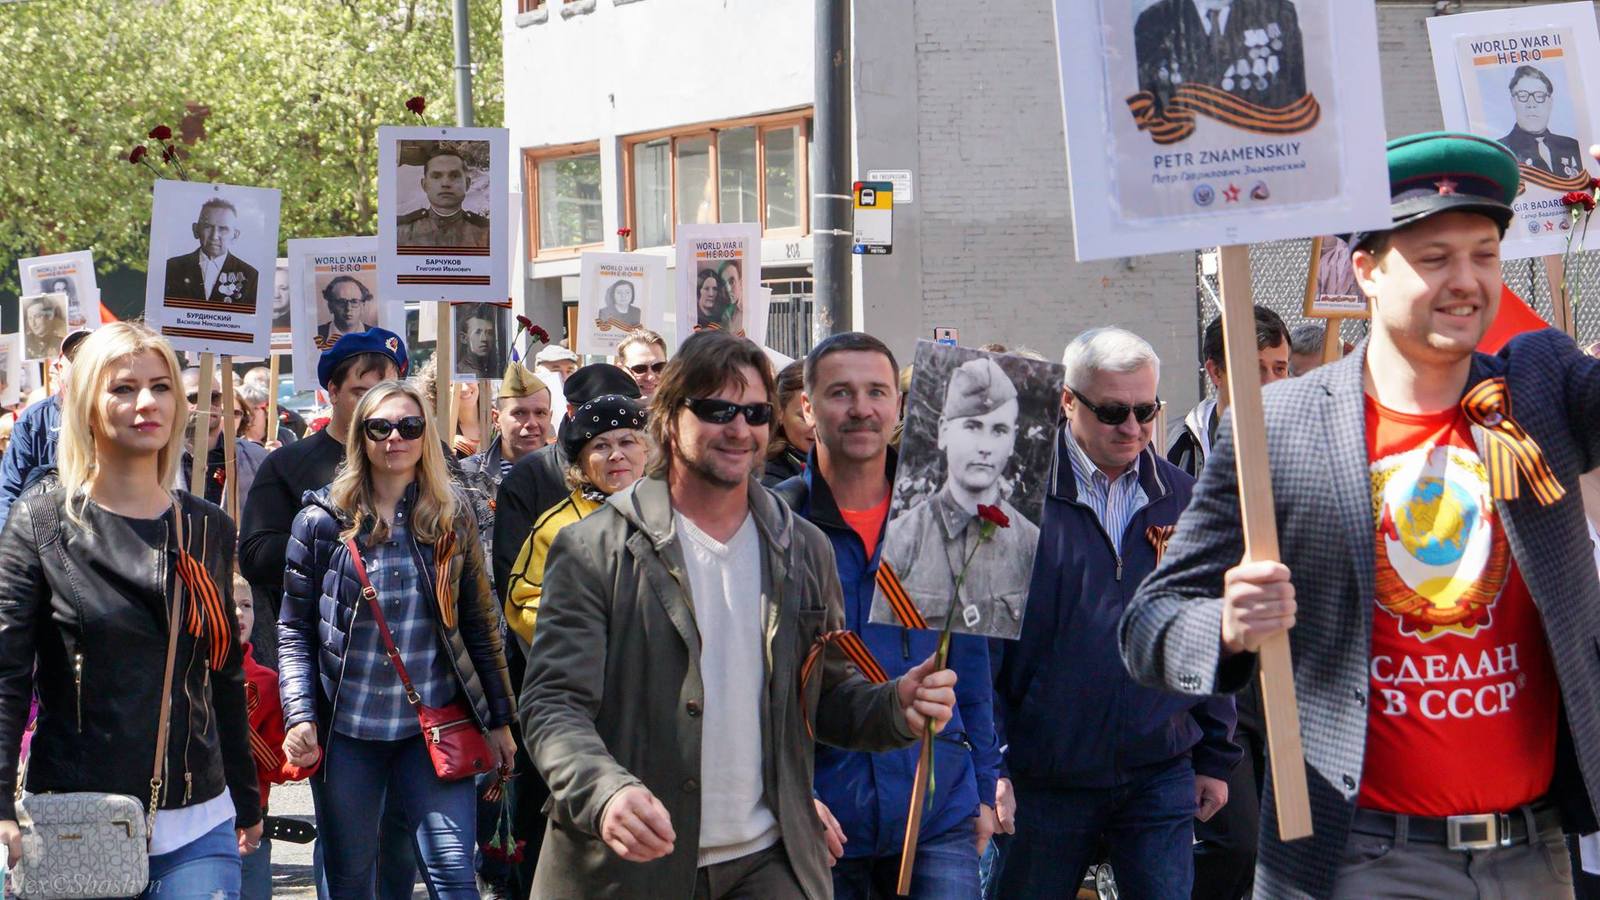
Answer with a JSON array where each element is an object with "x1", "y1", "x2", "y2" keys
[
  {"x1": 1134, "y1": 0, "x2": 1307, "y2": 115},
  {"x1": 164, "y1": 197, "x2": 259, "y2": 305}
]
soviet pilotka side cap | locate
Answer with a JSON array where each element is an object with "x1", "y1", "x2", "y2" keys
[
  {"x1": 317, "y1": 327, "x2": 409, "y2": 390},
  {"x1": 942, "y1": 356, "x2": 1017, "y2": 419},
  {"x1": 1350, "y1": 131, "x2": 1521, "y2": 250}
]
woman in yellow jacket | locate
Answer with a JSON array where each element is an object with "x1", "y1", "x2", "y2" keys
[{"x1": 504, "y1": 395, "x2": 648, "y2": 647}]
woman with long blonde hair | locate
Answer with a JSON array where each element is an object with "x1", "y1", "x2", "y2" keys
[
  {"x1": 277, "y1": 379, "x2": 515, "y2": 897},
  {"x1": 0, "y1": 322, "x2": 262, "y2": 895}
]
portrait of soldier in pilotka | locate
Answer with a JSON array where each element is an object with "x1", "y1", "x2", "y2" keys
[
  {"x1": 394, "y1": 139, "x2": 491, "y2": 253},
  {"x1": 872, "y1": 342, "x2": 1063, "y2": 641}
]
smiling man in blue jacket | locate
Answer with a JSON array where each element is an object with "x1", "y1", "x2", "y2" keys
[
  {"x1": 776, "y1": 332, "x2": 1001, "y2": 899},
  {"x1": 989, "y1": 328, "x2": 1240, "y2": 898}
]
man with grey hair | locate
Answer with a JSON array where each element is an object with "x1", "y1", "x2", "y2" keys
[{"x1": 987, "y1": 327, "x2": 1238, "y2": 898}]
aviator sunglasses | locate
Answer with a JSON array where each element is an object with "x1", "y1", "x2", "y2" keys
[
  {"x1": 1072, "y1": 390, "x2": 1163, "y2": 426},
  {"x1": 363, "y1": 415, "x2": 426, "y2": 442},
  {"x1": 683, "y1": 397, "x2": 774, "y2": 426},
  {"x1": 628, "y1": 361, "x2": 668, "y2": 376}
]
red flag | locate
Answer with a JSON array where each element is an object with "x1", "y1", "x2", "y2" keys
[{"x1": 1478, "y1": 284, "x2": 1548, "y2": 354}]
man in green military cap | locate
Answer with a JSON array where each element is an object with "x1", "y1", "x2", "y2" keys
[
  {"x1": 1123, "y1": 131, "x2": 1600, "y2": 898},
  {"x1": 397, "y1": 145, "x2": 490, "y2": 249},
  {"x1": 876, "y1": 355, "x2": 1040, "y2": 640}
]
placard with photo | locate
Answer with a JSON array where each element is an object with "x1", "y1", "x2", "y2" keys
[
  {"x1": 377, "y1": 126, "x2": 510, "y2": 302},
  {"x1": 143, "y1": 179, "x2": 281, "y2": 356},
  {"x1": 1306, "y1": 234, "x2": 1370, "y2": 317},
  {"x1": 1053, "y1": 0, "x2": 1390, "y2": 260},
  {"x1": 271, "y1": 258, "x2": 291, "y2": 351},
  {"x1": 0, "y1": 334, "x2": 23, "y2": 408},
  {"x1": 18, "y1": 293, "x2": 69, "y2": 362},
  {"x1": 870, "y1": 342, "x2": 1064, "y2": 641},
  {"x1": 674, "y1": 223, "x2": 760, "y2": 344},
  {"x1": 577, "y1": 252, "x2": 668, "y2": 355},
  {"x1": 18, "y1": 250, "x2": 100, "y2": 330},
  {"x1": 286, "y1": 237, "x2": 405, "y2": 391},
  {"x1": 452, "y1": 301, "x2": 511, "y2": 380}
]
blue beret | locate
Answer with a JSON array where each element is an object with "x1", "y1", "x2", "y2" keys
[{"x1": 317, "y1": 327, "x2": 409, "y2": 390}]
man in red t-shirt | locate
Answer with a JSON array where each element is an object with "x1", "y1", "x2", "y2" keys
[{"x1": 1123, "y1": 131, "x2": 1600, "y2": 899}]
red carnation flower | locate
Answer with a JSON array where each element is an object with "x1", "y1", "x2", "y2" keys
[
  {"x1": 616, "y1": 226, "x2": 632, "y2": 238},
  {"x1": 128, "y1": 145, "x2": 149, "y2": 164},
  {"x1": 405, "y1": 95, "x2": 427, "y2": 116},
  {"x1": 161, "y1": 146, "x2": 176, "y2": 163},
  {"x1": 529, "y1": 325, "x2": 550, "y2": 344},
  {"x1": 1590, "y1": 176, "x2": 1600, "y2": 191},
  {"x1": 1563, "y1": 191, "x2": 1594, "y2": 209},
  {"x1": 976, "y1": 504, "x2": 1010, "y2": 529},
  {"x1": 516, "y1": 314, "x2": 534, "y2": 332},
  {"x1": 148, "y1": 125, "x2": 173, "y2": 141}
]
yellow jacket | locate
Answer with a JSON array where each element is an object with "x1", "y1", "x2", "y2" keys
[{"x1": 504, "y1": 489, "x2": 602, "y2": 647}]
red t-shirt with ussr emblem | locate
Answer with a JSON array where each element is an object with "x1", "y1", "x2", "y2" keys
[{"x1": 1358, "y1": 396, "x2": 1559, "y2": 816}]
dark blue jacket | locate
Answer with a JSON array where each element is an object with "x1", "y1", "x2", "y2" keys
[
  {"x1": 0, "y1": 396, "x2": 60, "y2": 530},
  {"x1": 777, "y1": 452, "x2": 1001, "y2": 858},
  {"x1": 994, "y1": 430, "x2": 1239, "y2": 789}
]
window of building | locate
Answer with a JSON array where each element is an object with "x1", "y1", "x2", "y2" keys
[
  {"x1": 517, "y1": 0, "x2": 543, "y2": 12},
  {"x1": 523, "y1": 143, "x2": 603, "y2": 259},
  {"x1": 622, "y1": 111, "x2": 811, "y2": 249}
]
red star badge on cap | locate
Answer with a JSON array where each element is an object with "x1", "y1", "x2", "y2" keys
[
  {"x1": 1435, "y1": 178, "x2": 1459, "y2": 195},
  {"x1": 1223, "y1": 183, "x2": 1241, "y2": 203}
]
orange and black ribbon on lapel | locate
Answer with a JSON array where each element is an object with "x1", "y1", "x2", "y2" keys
[
  {"x1": 174, "y1": 547, "x2": 231, "y2": 671},
  {"x1": 799, "y1": 629, "x2": 889, "y2": 739},
  {"x1": 1146, "y1": 525, "x2": 1176, "y2": 567},
  {"x1": 1127, "y1": 85, "x2": 1320, "y2": 146},
  {"x1": 874, "y1": 561, "x2": 928, "y2": 630},
  {"x1": 1460, "y1": 377, "x2": 1565, "y2": 507}
]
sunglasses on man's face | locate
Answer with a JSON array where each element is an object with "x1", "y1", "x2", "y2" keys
[
  {"x1": 363, "y1": 415, "x2": 426, "y2": 442},
  {"x1": 683, "y1": 397, "x2": 774, "y2": 426},
  {"x1": 1072, "y1": 390, "x2": 1163, "y2": 426},
  {"x1": 628, "y1": 361, "x2": 668, "y2": 376}
]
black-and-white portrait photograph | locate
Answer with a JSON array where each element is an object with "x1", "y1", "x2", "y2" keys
[
  {"x1": 377, "y1": 126, "x2": 510, "y2": 303},
  {"x1": 394, "y1": 139, "x2": 491, "y2": 252},
  {"x1": 578, "y1": 252, "x2": 668, "y2": 355},
  {"x1": 18, "y1": 250, "x2": 100, "y2": 329},
  {"x1": 144, "y1": 180, "x2": 280, "y2": 356},
  {"x1": 601, "y1": 280, "x2": 643, "y2": 329},
  {"x1": 315, "y1": 272, "x2": 380, "y2": 349},
  {"x1": 271, "y1": 258, "x2": 291, "y2": 349},
  {"x1": 454, "y1": 301, "x2": 510, "y2": 379},
  {"x1": 1133, "y1": 0, "x2": 1308, "y2": 121},
  {"x1": 1496, "y1": 63, "x2": 1584, "y2": 179},
  {"x1": 871, "y1": 342, "x2": 1064, "y2": 641},
  {"x1": 20, "y1": 293, "x2": 68, "y2": 362},
  {"x1": 0, "y1": 334, "x2": 20, "y2": 408}
]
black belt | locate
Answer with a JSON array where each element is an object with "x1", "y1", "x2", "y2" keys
[{"x1": 1351, "y1": 801, "x2": 1559, "y2": 851}]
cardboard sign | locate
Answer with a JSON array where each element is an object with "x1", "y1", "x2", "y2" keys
[
  {"x1": 377, "y1": 126, "x2": 511, "y2": 302},
  {"x1": 577, "y1": 252, "x2": 668, "y2": 355},
  {"x1": 286, "y1": 237, "x2": 405, "y2": 391},
  {"x1": 675, "y1": 223, "x2": 761, "y2": 344},
  {"x1": 17, "y1": 251, "x2": 100, "y2": 330}
]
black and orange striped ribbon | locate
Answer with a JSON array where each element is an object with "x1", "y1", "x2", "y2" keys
[
  {"x1": 1460, "y1": 377, "x2": 1565, "y2": 507},
  {"x1": 1146, "y1": 525, "x2": 1176, "y2": 567},
  {"x1": 799, "y1": 629, "x2": 889, "y2": 739},
  {"x1": 433, "y1": 531, "x2": 459, "y2": 630},
  {"x1": 1127, "y1": 85, "x2": 1320, "y2": 146},
  {"x1": 875, "y1": 562, "x2": 928, "y2": 631},
  {"x1": 243, "y1": 682, "x2": 282, "y2": 773},
  {"x1": 1520, "y1": 164, "x2": 1591, "y2": 194},
  {"x1": 175, "y1": 548, "x2": 231, "y2": 671}
]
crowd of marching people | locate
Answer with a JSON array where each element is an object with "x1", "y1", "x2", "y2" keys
[{"x1": 8, "y1": 130, "x2": 1600, "y2": 900}]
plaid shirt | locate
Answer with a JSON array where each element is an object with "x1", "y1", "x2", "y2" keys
[{"x1": 332, "y1": 500, "x2": 457, "y2": 741}]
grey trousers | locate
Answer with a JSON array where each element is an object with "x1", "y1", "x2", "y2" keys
[
  {"x1": 1331, "y1": 811, "x2": 1575, "y2": 900},
  {"x1": 694, "y1": 842, "x2": 805, "y2": 900}
]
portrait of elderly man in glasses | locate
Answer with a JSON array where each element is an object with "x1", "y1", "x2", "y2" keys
[
  {"x1": 1498, "y1": 64, "x2": 1584, "y2": 178},
  {"x1": 876, "y1": 355, "x2": 1041, "y2": 640}
]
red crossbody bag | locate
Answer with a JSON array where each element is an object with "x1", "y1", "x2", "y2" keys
[{"x1": 344, "y1": 537, "x2": 496, "y2": 781}]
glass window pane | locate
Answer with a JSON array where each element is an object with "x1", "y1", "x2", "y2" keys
[
  {"x1": 675, "y1": 136, "x2": 714, "y2": 225},
  {"x1": 764, "y1": 126, "x2": 799, "y2": 230},
  {"x1": 537, "y1": 152, "x2": 602, "y2": 249},
  {"x1": 718, "y1": 127, "x2": 758, "y2": 224},
  {"x1": 632, "y1": 139, "x2": 671, "y2": 248}
]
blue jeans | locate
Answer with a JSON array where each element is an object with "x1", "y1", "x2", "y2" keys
[
  {"x1": 142, "y1": 818, "x2": 241, "y2": 899},
  {"x1": 833, "y1": 818, "x2": 980, "y2": 900},
  {"x1": 995, "y1": 757, "x2": 1196, "y2": 900},
  {"x1": 314, "y1": 798, "x2": 421, "y2": 900},
  {"x1": 239, "y1": 835, "x2": 271, "y2": 900},
  {"x1": 311, "y1": 733, "x2": 478, "y2": 899}
]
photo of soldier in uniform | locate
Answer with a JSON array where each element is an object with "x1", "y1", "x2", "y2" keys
[
  {"x1": 20, "y1": 293, "x2": 68, "y2": 361},
  {"x1": 395, "y1": 140, "x2": 491, "y2": 252},
  {"x1": 872, "y1": 343, "x2": 1063, "y2": 641},
  {"x1": 162, "y1": 196, "x2": 260, "y2": 306},
  {"x1": 454, "y1": 302, "x2": 509, "y2": 379},
  {"x1": 314, "y1": 274, "x2": 379, "y2": 349},
  {"x1": 1497, "y1": 64, "x2": 1584, "y2": 179},
  {"x1": 1133, "y1": 0, "x2": 1308, "y2": 121}
]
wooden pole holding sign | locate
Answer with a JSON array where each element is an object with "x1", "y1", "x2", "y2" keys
[
  {"x1": 435, "y1": 302, "x2": 453, "y2": 430},
  {"x1": 477, "y1": 375, "x2": 492, "y2": 453},
  {"x1": 221, "y1": 359, "x2": 238, "y2": 521},
  {"x1": 189, "y1": 354, "x2": 215, "y2": 497},
  {"x1": 1218, "y1": 245, "x2": 1313, "y2": 841},
  {"x1": 265, "y1": 354, "x2": 281, "y2": 447}
]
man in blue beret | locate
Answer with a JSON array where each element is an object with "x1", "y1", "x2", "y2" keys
[
  {"x1": 876, "y1": 355, "x2": 1040, "y2": 641},
  {"x1": 1123, "y1": 132, "x2": 1600, "y2": 897}
]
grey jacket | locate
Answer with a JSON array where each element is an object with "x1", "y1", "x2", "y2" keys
[
  {"x1": 1120, "y1": 331, "x2": 1600, "y2": 899},
  {"x1": 520, "y1": 473, "x2": 915, "y2": 899}
]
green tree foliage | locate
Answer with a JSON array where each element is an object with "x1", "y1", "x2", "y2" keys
[{"x1": 0, "y1": 0, "x2": 503, "y2": 291}]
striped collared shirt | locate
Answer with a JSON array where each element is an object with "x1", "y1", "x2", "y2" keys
[{"x1": 1064, "y1": 424, "x2": 1148, "y2": 551}]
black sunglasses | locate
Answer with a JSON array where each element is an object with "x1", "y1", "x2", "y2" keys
[
  {"x1": 629, "y1": 361, "x2": 668, "y2": 376},
  {"x1": 363, "y1": 415, "x2": 426, "y2": 442},
  {"x1": 683, "y1": 397, "x2": 774, "y2": 426},
  {"x1": 1072, "y1": 390, "x2": 1163, "y2": 425}
]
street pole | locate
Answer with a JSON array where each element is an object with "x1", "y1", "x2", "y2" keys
[
  {"x1": 812, "y1": 0, "x2": 852, "y2": 342},
  {"x1": 452, "y1": 0, "x2": 474, "y2": 127}
]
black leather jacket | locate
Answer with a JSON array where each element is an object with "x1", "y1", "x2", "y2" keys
[
  {"x1": 277, "y1": 485, "x2": 514, "y2": 744},
  {"x1": 0, "y1": 490, "x2": 261, "y2": 827}
]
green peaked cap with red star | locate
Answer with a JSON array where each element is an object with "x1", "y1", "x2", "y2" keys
[{"x1": 1354, "y1": 131, "x2": 1521, "y2": 249}]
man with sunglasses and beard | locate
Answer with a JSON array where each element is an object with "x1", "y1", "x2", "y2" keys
[
  {"x1": 988, "y1": 328, "x2": 1238, "y2": 898},
  {"x1": 522, "y1": 330, "x2": 958, "y2": 899},
  {"x1": 877, "y1": 355, "x2": 1040, "y2": 640}
]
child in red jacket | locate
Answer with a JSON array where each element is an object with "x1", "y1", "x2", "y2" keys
[{"x1": 236, "y1": 574, "x2": 318, "y2": 900}]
